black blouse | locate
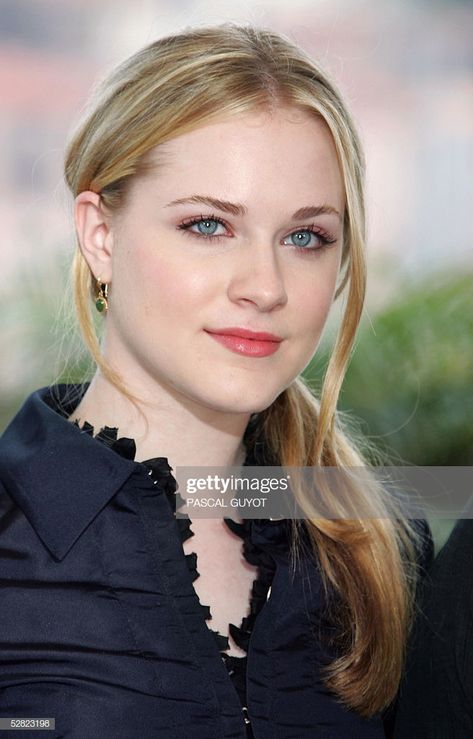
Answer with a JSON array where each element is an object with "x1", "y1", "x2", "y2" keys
[
  {"x1": 71, "y1": 419, "x2": 279, "y2": 738},
  {"x1": 0, "y1": 383, "x2": 433, "y2": 737}
]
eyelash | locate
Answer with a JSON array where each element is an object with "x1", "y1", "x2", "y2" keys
[{"x1": 176, "y1": 213, "x2": 337, "y2": 253}]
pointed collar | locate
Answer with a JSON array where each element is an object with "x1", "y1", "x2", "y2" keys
[
  {"x1": 0, "y1": 384, "x2": 141, "y2": 562},
  {"x1": 0, "y1": 384, "x2": 269, "y2": 563}
]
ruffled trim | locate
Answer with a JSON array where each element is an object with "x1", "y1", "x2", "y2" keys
[
  {"x1": 72, "y1": 419, "x2": 281, "y2": 722},
  {"x1": 173, "y1": 487, "x2": 281, "y2": 720}
]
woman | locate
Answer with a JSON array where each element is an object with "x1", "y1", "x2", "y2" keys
[{"x1": 0, "y1": 23, "x2": 432, "y2": 738}]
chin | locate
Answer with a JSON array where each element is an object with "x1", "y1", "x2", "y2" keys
[{"x1": 200, "y1": 384, "x2": 283, "y2": 416}]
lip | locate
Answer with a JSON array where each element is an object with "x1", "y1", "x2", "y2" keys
[
  {"x1": 204, "y1": 328, "x2": 283, "y2": 358},
  {"x1": 205, "y1": 327, "x2": 283, "y2": 342}
]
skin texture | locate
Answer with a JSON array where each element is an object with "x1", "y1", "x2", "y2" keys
[{"x1": 71, "y1": 106, "x2": 344, "y2": 470}]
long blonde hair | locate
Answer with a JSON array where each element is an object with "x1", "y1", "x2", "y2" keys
[{"x1": 63, "y1": 22, "x2": 423, "y2": 716}]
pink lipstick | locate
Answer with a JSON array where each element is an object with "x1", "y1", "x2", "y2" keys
[{"x1": 205, "y1": 327, "x2": 283, "y2": 358}]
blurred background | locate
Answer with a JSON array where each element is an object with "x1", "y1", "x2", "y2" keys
[{"x1": 1, "y1": 0, "x2": 472, "y2": 552}]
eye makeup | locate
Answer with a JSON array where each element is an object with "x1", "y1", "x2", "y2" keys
[{"x1": 176, "y1": 213, "x2": 337, "y2": 254}]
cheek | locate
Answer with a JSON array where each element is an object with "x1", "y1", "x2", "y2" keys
[
  {"x1": 133, "y1": 248, "x2": 211, "y2": 322},
  {"x1": 293, "y1": 272, "x2": 338, "y2": 337}
]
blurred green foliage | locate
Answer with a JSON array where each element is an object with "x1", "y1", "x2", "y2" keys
[
  {"x1": 0, "y1": 255, "x2": 94, "y2": 434},
  {"x1": 304, "y1": 270, "x2": 473, "y2": 467},
  {"x1": 303, "y1": 269, "x2": 472, "y2": 554}
]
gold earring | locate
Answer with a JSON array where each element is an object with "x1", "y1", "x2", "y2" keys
[{"x1": 95, "y1": 276, "x2": 109, "y2": 313}]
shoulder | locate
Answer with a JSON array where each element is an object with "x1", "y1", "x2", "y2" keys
[
  {"x1": 0, "y1": 383, "x2": 141, "y2": 561},
  {"x1": 392, "y1": 519, "x2": 473, "y2": 737},
  {"x1": 402, "y1": 518, "x2": 473, "y2": 677}
]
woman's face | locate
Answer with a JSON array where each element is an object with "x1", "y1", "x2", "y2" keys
[{"x1": 100, "y1": 106, "x2": 345, "y2": 414}]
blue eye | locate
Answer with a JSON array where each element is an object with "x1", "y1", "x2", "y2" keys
[
  {"x1": 195, "y1": 219, "x2": 222, "y2": 236},
  {"x1": 177, "y1": 215, "x2": 228, "y2": 239},
  {"x1": 287, "y1": 231, "x2": 313, "y2": 248},
  {"x1": 282, "y1": 227, "x2": 337, "y2": 251}
]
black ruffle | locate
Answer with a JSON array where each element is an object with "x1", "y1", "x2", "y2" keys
[
  {"x1": 172, "y1": 509, "x2": 277, "y2": 736},
  {"x1": 72, "y1": 419, "x2": 282, "y2": 730}
]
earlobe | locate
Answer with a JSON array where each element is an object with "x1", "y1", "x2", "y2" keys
[{"x1": 74, "y1": 191, "x2": 113, "y2": 283}]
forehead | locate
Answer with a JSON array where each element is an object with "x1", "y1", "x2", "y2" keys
[{"x1": 133, "y1": 107, "x2": 344, "y2": 213}]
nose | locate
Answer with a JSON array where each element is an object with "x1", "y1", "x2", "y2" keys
[{"x1": 227, "y1": 241, "x2": 288, "y2": 312}]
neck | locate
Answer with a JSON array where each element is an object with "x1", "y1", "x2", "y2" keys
[{"x1": 67, "y1": 372, "x2": 251, "y2": 470}]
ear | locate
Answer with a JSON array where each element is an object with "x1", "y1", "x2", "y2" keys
[{"x1": 74, "y1": 191, "x2": 114, "y2": 283}]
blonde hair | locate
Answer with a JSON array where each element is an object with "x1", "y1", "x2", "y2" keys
[{"x1": 64, "y1": 22, "x2": 423, "y2": 716}]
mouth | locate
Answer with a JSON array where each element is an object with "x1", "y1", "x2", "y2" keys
[{"x1": 204, "y1": 329, "x2": 283, "y2": 358}]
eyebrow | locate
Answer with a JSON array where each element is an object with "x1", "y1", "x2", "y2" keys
[{"x1": 165, "y1": 195, "x2": 342, "y2": 221}]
